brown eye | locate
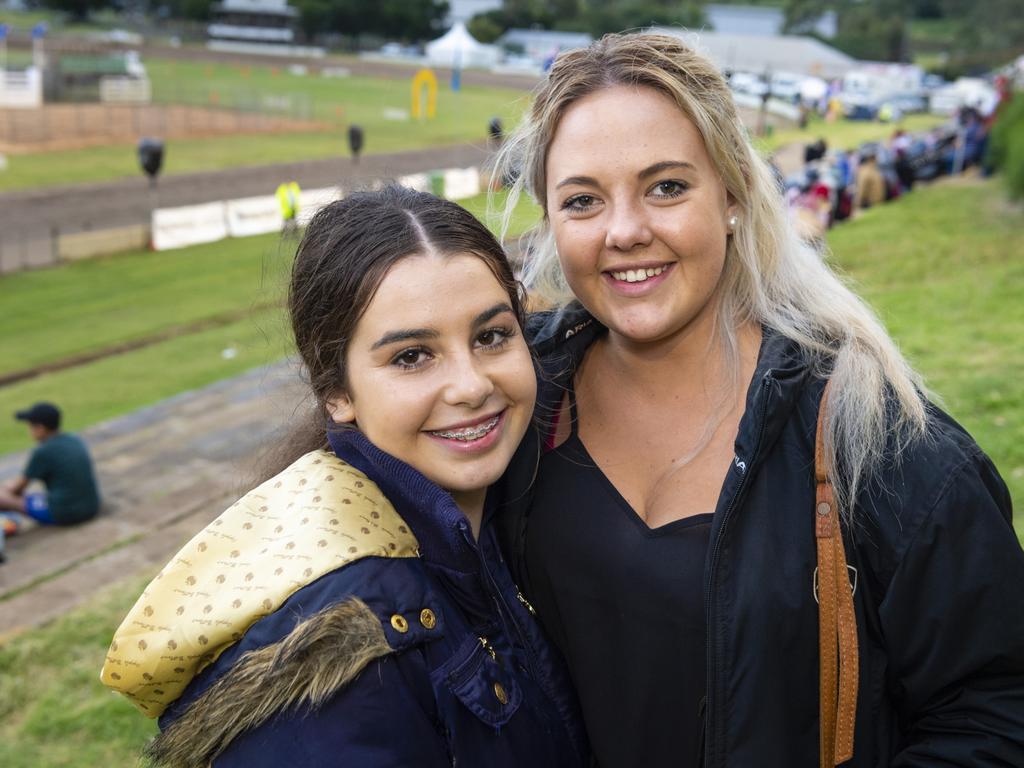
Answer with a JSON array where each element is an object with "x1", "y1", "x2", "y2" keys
[
  {"x1": 391, "y1": 348, "x2": 430, "y2": 369},
  {"x1": 476, "y1": 326, "x2": 515, "y2": 350},
  {"x1": 563, "y1": 194, "x2": 596, "y2": 211},
  {"x1": 652, "y1": 180, "x2": 688, "y2": 198}
]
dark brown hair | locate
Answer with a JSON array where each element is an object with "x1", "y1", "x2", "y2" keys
[{"x1": 265, "y1": 185, "x2": 525, "y2": 475}]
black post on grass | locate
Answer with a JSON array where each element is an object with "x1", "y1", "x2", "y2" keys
[
  {"x1": 488, "y1": 117, "x2": 503, "y2": 148},
  {"x1": 138, "y1": 138, "x2": 164, "y2": 244},
  {"x1": 138, "y1": 138, "x2": 164, "y2": 189},
  {"x1": 347, "y1": 125, "x2": 364, "y2": 164}
]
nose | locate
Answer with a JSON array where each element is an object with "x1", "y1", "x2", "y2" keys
[
  {"x1": 442, "y1": 352, "x2": 494, "y2": 408},
  {"x1": 604, "y1": 198, "x2": 653, "y2": 252}
]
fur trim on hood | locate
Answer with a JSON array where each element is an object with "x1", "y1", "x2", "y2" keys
[{"x1": 145, "y1": 596, "x2": 392, "y2": 768}]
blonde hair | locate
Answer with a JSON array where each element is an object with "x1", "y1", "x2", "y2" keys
[{"x1": 493, "y1": 32, "x2": 929, "y2": 519}]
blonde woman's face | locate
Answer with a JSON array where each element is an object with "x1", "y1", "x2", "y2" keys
[{"x1": 545, "y1": 85, "x2": 736, "y2": 345}]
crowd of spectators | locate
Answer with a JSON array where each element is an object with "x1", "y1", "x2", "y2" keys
[{"x1": 777, "y1": 105, "x2": 998, "y2": 241}]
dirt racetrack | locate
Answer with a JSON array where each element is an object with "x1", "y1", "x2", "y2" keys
[{"x1": 0, "y1": 103, "x2": 324, "y2": 154}]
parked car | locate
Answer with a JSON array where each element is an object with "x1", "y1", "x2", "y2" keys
[
  {"x1": 840, "y1": 90, "x2": 878, "y2": 120},
  {"x1": 882, "y1": 91, "x2": 928, "y2": 114},
  {"x1": 769, "y1": 72, "x2": 803, "y2": 102},
  {"x1": 930, "y1": 77, "x2": 998, "y2": 115},
  {"x1": 729, "y1": 71, "x2": 768, "y2": 97}
]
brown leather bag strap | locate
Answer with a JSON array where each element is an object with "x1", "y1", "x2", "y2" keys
[{"x1": 815, "y1": 381, "x2": 859, "y2": 766}]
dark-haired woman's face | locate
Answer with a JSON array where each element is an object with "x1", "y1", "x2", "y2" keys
[{"x1": 327, "y1": 254, "x2": 536, "y2": 514}]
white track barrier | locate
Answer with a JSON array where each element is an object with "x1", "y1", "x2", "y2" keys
[
  {"x1": 443, "y1": 167, "x2": 481, "y2": 201},
  {"x1": 151, "y1": 167, "x2": 476, "y2": 252},
  {"x1": 152, "y1": 202, "x2": 229, "y2": 251},
  {"x1": 398, "y1": 173, "x2": 431, "y2": 192},
  {"x1": 295, "y1": 187, "x2": 342, "y2": 226},
  {"x1": 226, "y1": 195, "x2": 283, "y2": 237}
]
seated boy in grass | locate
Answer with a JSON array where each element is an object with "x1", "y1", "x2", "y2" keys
[{"x1": 0, "y1": 402, "x2": 100, "y2": 562}]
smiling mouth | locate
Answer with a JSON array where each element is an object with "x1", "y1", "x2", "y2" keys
[
  {"x1": 428, "y1": 414, "x2": 502, "y2": 442},
  {"x1": 608, "y1": 265, "x2": 669, "y2": 283}
]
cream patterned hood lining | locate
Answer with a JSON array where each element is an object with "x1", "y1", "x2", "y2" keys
[{"x1": 100, "y1": 449, "x2": 420, "y2": 717}]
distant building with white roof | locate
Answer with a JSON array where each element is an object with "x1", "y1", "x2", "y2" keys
[{"x1": 650, "y1": 27, "x2": 856, "y2": 79}]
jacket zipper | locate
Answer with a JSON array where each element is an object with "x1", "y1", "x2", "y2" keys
[
  {"x1": 703, "y1": 371, "x2": 773, "y2": 768},
  {"x1": 516, "y1": 586, "x2": 537, "y2": 616},
  {"x1": 463, "y1": 523, "x2": 544, "y2": 682},
  {"x1": 478, "y1": 635, "x2": 499, "y2": 662}
]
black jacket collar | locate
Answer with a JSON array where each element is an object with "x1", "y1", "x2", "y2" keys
[{"x1": 527, "y1": 306, "x2": 816, "y2": 468}]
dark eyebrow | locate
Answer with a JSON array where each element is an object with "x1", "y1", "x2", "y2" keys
[
  {"x1": 554, "y1": 175, "x2": 598, "y2": 191},
  {"x1": 474, "y1": 302, "x2": 515, "y2": 327},
  {"x1": 638, "y1": 160, "x2": 697, "y2": 179},
  {"x1": 371, "y1": 328, "x2": 439, "y2": 351},
  {"x1": 555, "y1": 161, "x2": 697, "y2": 191},
  {"x1": 369, "y1": 303, "x2": 513, "y2": 351}
]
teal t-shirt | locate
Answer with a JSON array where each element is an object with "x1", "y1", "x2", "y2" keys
[{"x1": 24, "y1": 433, "x2": 100, "y2": 524}]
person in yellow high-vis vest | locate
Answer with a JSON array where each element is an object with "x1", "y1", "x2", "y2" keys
[{"x1": 276, "y1": 181, "x2": 301, "y2": 233}]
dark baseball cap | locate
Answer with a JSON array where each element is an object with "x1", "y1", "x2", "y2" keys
[{"x1": 15, "y1": 402, "x2": 61, "y2": 430}]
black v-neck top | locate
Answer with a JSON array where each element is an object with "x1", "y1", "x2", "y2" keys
[{"x1": 524, "y1": 393, "x2": 712, "y2": 768}]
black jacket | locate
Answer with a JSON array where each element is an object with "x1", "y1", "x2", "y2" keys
[{"x1": 494, "y1": 305, "x2": 1024, "y2": 767}]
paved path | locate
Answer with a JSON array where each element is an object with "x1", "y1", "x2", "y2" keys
[{"x1": 0, "y1": 360, "x2": 305, "y2": 639}]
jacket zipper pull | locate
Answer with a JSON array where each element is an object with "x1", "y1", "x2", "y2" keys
[
  {"x1": 478, "y1": 636, "x2": 499, "y2": 662},
  {"x1": 515, "y1": 586, "x2": 537, "y2": 616}
]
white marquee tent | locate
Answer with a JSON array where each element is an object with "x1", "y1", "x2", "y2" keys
[{"x1": 425, "y1": 22, "x2": 500, "y2": 69}]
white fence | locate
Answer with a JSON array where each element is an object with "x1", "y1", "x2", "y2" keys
[{"x1": 0, "y1": 67, "x2": 43, "y2": 109}]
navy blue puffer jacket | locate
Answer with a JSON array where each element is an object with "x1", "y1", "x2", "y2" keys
[{"x1": 148, "y1": 430, "x2": 587, "y2": 768}]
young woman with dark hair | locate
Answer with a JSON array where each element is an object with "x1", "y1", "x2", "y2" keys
[{"x1": 101, "y1": 186, "x2": 586, "y2": 768}]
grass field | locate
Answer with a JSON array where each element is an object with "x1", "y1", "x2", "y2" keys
[
  {"x1": 0, "y1": 58, "x2": 529, "y2": 191},
  {"x1": 0, "y1": 574, "x2": 159, "y2": 768},
  {"x1": 0, "y1": 176, "x2": 1021, "y2": 767},
  {"x1": 827, "y1": 177, "x2": 1024, "y2": 510},
  {"x1": 0, "y1": 232, "x2": 292, "y2": 376}
]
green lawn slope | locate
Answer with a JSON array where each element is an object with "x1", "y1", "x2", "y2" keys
[{"x1": 827, "y1": 176, "x2": 1023, "y2": 517}]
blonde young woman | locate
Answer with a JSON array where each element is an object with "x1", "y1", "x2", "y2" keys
[{"x1": 491, "y1": 33, "x2": 1024, "y2": 767}]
